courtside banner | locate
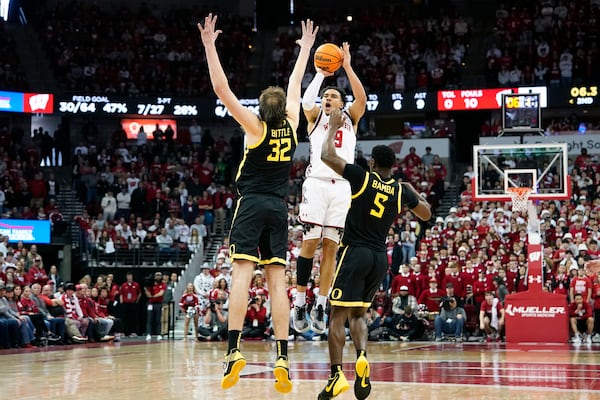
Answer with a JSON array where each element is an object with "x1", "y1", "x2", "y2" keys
[{"x1": 0, "y1": 219, "x2": 51, "y2": 244}]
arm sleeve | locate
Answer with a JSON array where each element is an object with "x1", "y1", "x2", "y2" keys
[
  {"x1": 401, "y1": 184, "x2": 420, "y2": 209},
  {"x1": 302, "y1": 72, "x2": 325, "y2": 110}
]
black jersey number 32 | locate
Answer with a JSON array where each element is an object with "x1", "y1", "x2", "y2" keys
[{"x1": 267, "y1": 138, "x2": 292, "y2": 162}]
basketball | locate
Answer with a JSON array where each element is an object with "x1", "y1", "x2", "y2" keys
[{"x1": 314, "y1": 43, "x2": 343, "y2": 73}]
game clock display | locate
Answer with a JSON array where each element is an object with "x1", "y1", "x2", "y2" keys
[{"x1": 502, "y1": 93, "x2": 541, "y2": 131}]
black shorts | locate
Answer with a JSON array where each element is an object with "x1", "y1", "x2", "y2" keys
[
  {"x1": 228, "y1": 194, "x2": 288, "y2": 266},
  {"x1": 329, "y1": 245, "x2": 388, "y2": 308},
  {"x1": 575, "y1": 318, "x2": 589, "y2": 333}
]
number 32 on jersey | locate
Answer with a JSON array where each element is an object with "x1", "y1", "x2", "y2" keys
[{"x1": 267, "y1": 138, "x2": 292, "y2": 162}]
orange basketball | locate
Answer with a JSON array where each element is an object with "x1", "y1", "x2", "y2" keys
[{"x1": 314, "y1": 43, "x2": 343, "y2": 73}]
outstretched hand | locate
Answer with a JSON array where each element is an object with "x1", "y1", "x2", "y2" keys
[
  {"x1": 197, "y1": 13, "x2": 222, "y2": 46},
  {"x1": 295, "y1": 19, "x2": 319, "y2": 50},
  {"x1": 341, "y1": 42, "x2": 351, "y2": 68}
]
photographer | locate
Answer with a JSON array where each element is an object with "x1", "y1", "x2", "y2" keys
[
  {"x1": 198, "y1": 299, "x2": 228, "y2": 341},
  {"x1": 434, "y1": 296, "x2": 467, "y2": 342},
  {"x1": 179, "y1": 283, "x2": 200, "y2": 341},
  {"x1": 389, "y1": 305, "x2": 422, "y2": 342},
  {"x1": 145, "y1": 271, "x2": 166, "y2": 341},
  {"x1": 242, "y1": 295, "x2": 269, "y2": 339}
]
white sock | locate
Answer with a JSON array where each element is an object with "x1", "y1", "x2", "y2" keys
[
  {"x1": 295, "y1": 291, "x2": 306, "y2": 307},
  {"x1": 316, "y1": 295, "x2": 328, "y2": 309}
]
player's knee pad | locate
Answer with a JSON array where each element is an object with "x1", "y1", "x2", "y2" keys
[
  {"x1": 302, "y1": 223, "x2": 323, "y2": 241},
  {"x1": 322, "y1": 227, "x2": 342, "y2": 243}
]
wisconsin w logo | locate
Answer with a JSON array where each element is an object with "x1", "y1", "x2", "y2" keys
[
  {"x1": 29, "y1": 94, "x2": 50, "y2": 111},
  {"x1": 528, "y1": 251, "x2": 542, "y2": 262}
]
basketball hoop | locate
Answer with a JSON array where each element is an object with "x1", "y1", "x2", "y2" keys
[{"x1": 506, "y1": 187, "x2": 533, "y2": 213}]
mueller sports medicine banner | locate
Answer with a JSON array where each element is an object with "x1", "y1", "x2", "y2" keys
[{"x1": 0, "y1": 219, "x2": 51, "y2": 244}]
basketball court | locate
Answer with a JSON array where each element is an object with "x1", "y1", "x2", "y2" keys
[{"x1": 1, "y1": 340, "x2": 599, "y2": 399}]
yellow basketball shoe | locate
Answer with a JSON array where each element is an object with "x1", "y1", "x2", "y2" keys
[
  {"x1": 273, "y1": 356, "x2": 293, "y2": 394},
  {"x1": 354, "y1": 354, "x2": 371, "y2": 399},
  {"x1": 221, "y1": 350, "x2": 246, "y2": 389},
  {"x1": 318, "y1": 369, "x2": 350, "y2": 399}
]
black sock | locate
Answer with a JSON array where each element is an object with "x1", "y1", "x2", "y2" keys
[
  {"x1": 331, "y1": 364, "x2": 342, "y2": 375},
  {"x1": 276, "y1": 339, "x2": 288, "y2": 358},
  {"x1": 228, "y1": 330, "x2": 241, "y2": 353},
  {"x1": 296, "y1": 255, "x2": 313, "y2": 287},
  {"x1": 356, "y1": 349, "x2": 366, "y2": 359}
]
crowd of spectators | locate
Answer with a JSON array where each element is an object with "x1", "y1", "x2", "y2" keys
[
  {"x1": 485, "y1": 0, "x2": 600, "y2": 87},
  {"x1": 21, "y1": 1, "x2": 470, "y2": 96},
  {"x1": 0, "y1": 248, "x2": 187, "y2": 348},
  {"x1": 273, "y1": 3, "x2": 469, "y2": 94},
  {"x1": 32, "y1": 2, "x2": 255, "y2": 96},
  {"x1": 0, "y1": 239, "x2": 122, "y2": 348},
  {"x1": 71, "y1": 123, "x2": 243, "y2": 267}
]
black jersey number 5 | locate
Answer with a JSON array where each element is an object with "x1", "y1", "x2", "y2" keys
[
  {"x1": 267, "y1": 138, "x2": 292, "y2": 162},
  {"x1": 370, "y1": 192, "x2": 388, "y2": 218}
]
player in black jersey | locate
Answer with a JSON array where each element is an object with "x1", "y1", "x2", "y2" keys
[
  {"x1": 317, "y1": 109, "x2": 432, "y2": 400},
  {"x1": 199, "y1": 14, "x2": 318, "y2": 393}
]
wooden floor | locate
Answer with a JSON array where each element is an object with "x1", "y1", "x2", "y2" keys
[{"x1": 2, "y1": 339, "x2": 599, "y2": 399}]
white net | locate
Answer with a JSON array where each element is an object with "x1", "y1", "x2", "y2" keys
[{"x1": 507, "y1": 187, "x2": 533, "y2": 213}]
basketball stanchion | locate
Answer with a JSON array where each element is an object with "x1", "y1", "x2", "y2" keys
[{"x1": 472, "y1": 143, "x2": 570, "y2": 343}]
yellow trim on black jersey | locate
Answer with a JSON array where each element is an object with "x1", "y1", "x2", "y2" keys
[
  {"x1": 292, "y1": 124, "x2": 298, "y2": 146},
  {"x1": 330, "y1": 300, "x2": 373, "y2": 308},
  {"x1": 248, "y1": 121, "x2": 268, "y2": 149},
  {"x1": 397, "y1": 183, "x2": 403, "y2": 214},
  {"x1": 230, "y1": 253, "x2": 260, "y2": 264},
  {"x1": 234, "y1": 123, "x2": 268, "y2": 183},
  {"x1": 372, "y1": 171, "x2": 395, "y2": 185},
  {"x1": 229, "y1": 195, "x2": 243, "y2": 227},
  {"x1": 351, "y1": 171, "x2": 370, "y2": 199},
  {"x1": 331, "y1": 246, "x2": 349, "y2": 288},
  {"x1": 259, "y1": 257, "x2": 287, "y2": 266},
  {"x1": 235, "y1": 147, "x2": 249, "y2": 183}
]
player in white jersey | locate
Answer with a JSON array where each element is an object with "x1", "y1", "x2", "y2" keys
[{"x1": 293, "y1": 42, "x2": 367, "y2": 334}]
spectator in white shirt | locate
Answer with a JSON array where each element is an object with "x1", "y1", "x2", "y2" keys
[{"x1": 116, "y1": 186, "x2": 131, "y2": 220}]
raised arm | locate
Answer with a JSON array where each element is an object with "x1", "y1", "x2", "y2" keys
[
  {"x1": 285, "y1": 19, "x2": 318, "y2": 132},
  {"x1": 320, "y1": 108, "x2": 346, "y2": 176},
  {"x1": 198, "y1": 14, "x2": 262, "y2": 139},
  {"x1": 401, "y1": 182, "x2": 432, "y2": 221},
  {"x1": 302, "y1": 67, "x2": 333, "y2": 124},
  {"x1": 341, "y1": 42, "x2": 367, "y2": 126}
]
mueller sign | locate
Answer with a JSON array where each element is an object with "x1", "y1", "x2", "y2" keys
[{"x1": 505, "y1": 305, "x2": 566, "y2": 318}]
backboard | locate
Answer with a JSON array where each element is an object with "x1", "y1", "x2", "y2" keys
[{"x1": 472, "y1": 142, "x2": 570, "y2": 202}]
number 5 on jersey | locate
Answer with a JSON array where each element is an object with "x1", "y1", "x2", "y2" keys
[{"x1": 370, "y1": 193, "x2": 388, "y2": 218}]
